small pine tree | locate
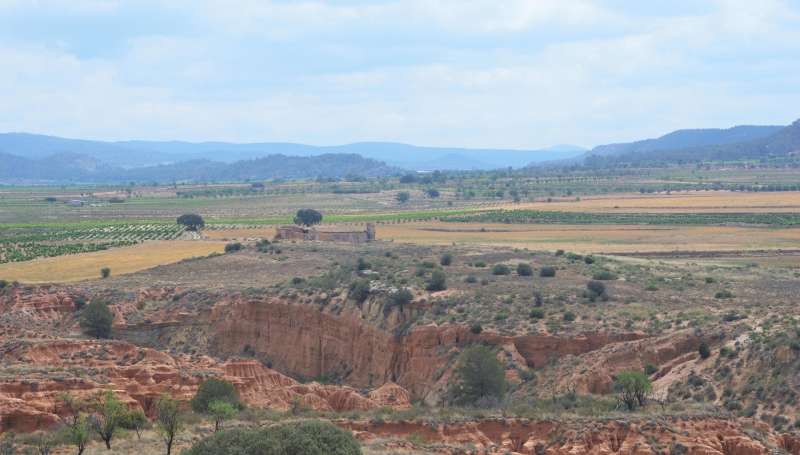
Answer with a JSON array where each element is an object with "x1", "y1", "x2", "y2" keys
[
  {"x1": 449, "y1": 345, "x2": 506, "y2": 406},
  {"x1": 80, "y1": 300, "x2": 113, "y2": 339}
]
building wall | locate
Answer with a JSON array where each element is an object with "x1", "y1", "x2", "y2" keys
[{"x1": 274, "y1": 223, "x2": 375, "y2": 244}]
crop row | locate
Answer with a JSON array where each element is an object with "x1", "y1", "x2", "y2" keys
[
  {"x1": 0, "y1": 224, "x2": 184, "y2": 244},
  {"x1": 443, "y1": 210, "x2": 800, "y2": 226},
  {"x1": 0, "y1": 240, "x2": 138, "y2": 264}
]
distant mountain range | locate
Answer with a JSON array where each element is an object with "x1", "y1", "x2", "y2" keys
[{"x1": 582, "y1": 120, "x2": 800, "y2": 165}]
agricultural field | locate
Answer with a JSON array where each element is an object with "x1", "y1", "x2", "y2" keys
[{"x1": 0, "y1": 240, "x2": 226, "y2": 283}]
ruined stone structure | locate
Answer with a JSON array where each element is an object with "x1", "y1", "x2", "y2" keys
[{"x1": 274, "y1": 223, "x2": 375, "y2": 243}]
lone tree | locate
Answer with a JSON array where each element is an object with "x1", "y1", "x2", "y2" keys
[
  {"x1": 191, "y1": 379, "x2": 241, "y2": 414},
  {"x1": 615, "y1": 371, "x2": 652, "y2": 411},
  {"x1": 396, "y1": 192, "x2": 410, "y2": 203},
  {"x1": 208, "y1": 400, "x2": 237, "y2": 432},
  {"x1": 177, "y1": 213, "x2": 205, "y2": 231},
  {"x1": 89, "y1": 391, "x2": 126, "y2": 450},
  {"x1": 156, "y1": 395, "x2": 182, "y2": 455},
  {"x1": 449, "y1": 345, "x2": 507, "y2": 406},
  {"x1": 293, "y1": 208, "x2": 323, "y2": 227},
  {"x1": 80, "y1": 299, "x2": 113, "y2": 339}
]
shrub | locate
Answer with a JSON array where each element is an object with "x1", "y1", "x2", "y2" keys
[
  {"x1": 583, "y1": 255, "x2": 595, "y2": 264},
  {"x1": 644, "y1": 363, "x2": 658, "y2": 375},
  {"x1": 356, "y1": 257, "x2": 371, "y2": 271},
  {"x1": 191, "y1": 379, "x2": 241, "y2": 414},
  {"x1": 396, "y1": 192, "x2": 410, "y2": 203},
  {"x1": 224, "y1": 242, "x2": 243, "y2": 253},
  {"x1": 184, "y1": 420, "x2": 362, "y2": 455},
  {"x1": 449, "y1": 345, "x2": 506, "y2": 406},
  {"x1": 492, "y1": 264, "x2": 510, "y2": 275},
  {"x1": 592, "y1": 270, "x2": 617, "y2": 280},
  {"x1": 0, "y1": 279, "x2": 8, "y2": 289},
  {"x1": 177, "y1": 213, "x2": 204, "y2": 231},
  {"x1": 80, "y1": 300, "x2": 113, "y2": 339},
  {"x1": 529, "y1": 309, "x2": 544, "y2": 319},
  {"x1": 554, "y1": 249, "x2": 565, "y2": 256},
  {"x1": 440, "y1": 253, "x2": 453, "y2": 266},
  {"x1": 516, "y1": 263, "x2": 533, "y2": 276},
  {"x1": 387, "y1": 289, "x2": 413, "y2": 309},
  {"x1": 473, "y1": 261, "x2": 486, "y2": 268},
  {"x1": 563, "y1": 311, "x2": 576, "y2": 322},
  {"x1": 120, "y1": 408, "x2": 148, "y2": 439},
  {"x1": 698, "y1": 342, "x2": 711, "y2": 359},
  {"x1": 615, "y1": 371, "x2": 652, "y2": 411},
  {"x1": 539, "y1": 266, "x2": 556, "y2": 277},
  {"x1": 464, "y1": 275, "x2": 477, "y2": 284},
  {"x1": 533, "y1": 291, "x2": 543, "y2": 307},
  {"x1": 293, "y1": 209, "x2": 323, "y2": 227},
  {"x1": 426, "y1": 270, "x2": 447, "y2": 292},
  {"x1": 100, "y1": 267, "x2": 111, "y2": 279},
  {"x1": 715, "y1": 290, "x2": 734, "y2": 299},
  {"x1": 255, "y1": 239, "x2": 271, "y2": 252},
  {"x1": 470, "y1": 323, "x2": 483, "y2": 334},
  {"x1": 348, "y1": 279, "x2": 370, "y2": 303},
  {"x1": 586, "y1": 280, "x2": 608, "y2": 301}
]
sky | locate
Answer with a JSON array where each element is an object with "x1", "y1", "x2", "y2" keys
[{"x1": 1, "y1": 0, "x2": 799, "y2": 150}]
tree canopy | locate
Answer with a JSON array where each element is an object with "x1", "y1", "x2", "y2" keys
[
  {"x1": 191, "y1": 379, "x2": 241, "y2": 414},
  {"x1": 293, "y1": 208, "x2": 323, "y2": 227},
  {"x1": 177, "y1": 213, "x2": 205, "y2": 231},
  {"x1": 449, "y1": 345, "x2": 507, "y2": 406},
  {"x1": 80, "y1": 299, "x2": 113, "y2": 339}
]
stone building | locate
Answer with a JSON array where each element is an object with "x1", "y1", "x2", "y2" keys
[{"x1": 274, "y1": 223, "x2": 375, "y2": 244}]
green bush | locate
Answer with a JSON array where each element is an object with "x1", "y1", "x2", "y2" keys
[
  {"x1": 563, "y1": 311, "x2": 576, "y2": 322},
  {"x1": 529, "y1": 309, "x2": 544, "y2": 319},
  {"x1": 348, "y1": 279, "x2": 370, "y2": 303},
  {"x1": 644, "y1": 363, "x2": 658, "y2": 375},
  {"x1": 426, "y1": 270, "x2": 447, "y2": 292},
  {"x1": 440, "y1": 253, "x2": 453, "y2": 266},
  {"x1": 698, "y1": 342, "x2": 711, "y2": 359},
  {"x1": 184, "y1": 420, "x2": 361, "y2": 455},
  {"x1": 191, "y1": 379, "x2": 241, "y2": 414},
  {"x1": 586, "y1": 280, "x2": 608, "y2": 301},
  {"x1": 449, "y1": 345, "x2": 506, "y2": 406},
  {"x1": 470, "y1": 323, "x2": 483, "y2": 334},
  {"x1": 464, "y1": 275, "x2": 477, "y2": 284},
  {"x1": 100, "y1": 267, "x2": 111, "y2": 279},
  {"x1": 592, "y1": 270, "x2": 617, "y2": 280},
  {"x1": 554, "y1": 249, "x2": 565, "y2": 256},
  {"x1": 225, "y1": 242, "x2": 243, "y2": 253},
  {"x1": 516, "y1": 263, "x2": 533, "y2": 276},
  {"x1": 715, "y1": 290, "x2": 734, "y2": 299},
  {"x1": 80, "y1": 299, "x2": 113, "y2": 339},
  {"x1": 583, "y1": 255, "x2": 595, "y2": 264},
  {"x1": 492, "y1": 264, "x2": 510, "y2": 275},
  {"x1": 539, "y1": 266, "x2": 556, "y2": 277}
]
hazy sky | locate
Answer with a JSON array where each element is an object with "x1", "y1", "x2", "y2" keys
[{"x1": 1, "y1": 0, "x2": 799, "y2": 149}]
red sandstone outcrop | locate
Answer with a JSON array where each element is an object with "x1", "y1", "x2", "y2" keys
[{"x1": 0, "y1": 339, "x2": 410, "y2": 433}]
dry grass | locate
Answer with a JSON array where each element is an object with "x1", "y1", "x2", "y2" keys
[
  {"x1": 376, "y1": 221, "x2": 800, "y2": 254},
  {"x1": 501, "y1": 190, "x2": 800, "y2": 213},
  {"x1": 0, "y1": 240, "x2": 227, "y2": 283}
]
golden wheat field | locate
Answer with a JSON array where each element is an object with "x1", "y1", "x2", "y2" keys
[
  {"x1": 376, "y1": 221, "x2": 800, "y2": 254},
  {"x1": 0, "y1": 240, "x2": 227, "y2": 283},
  {"x1": 501, "y1": 191, "x2": 800, "y2": 213}
]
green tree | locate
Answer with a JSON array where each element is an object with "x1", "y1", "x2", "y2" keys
[
  {"x1": 88, "y1": 390, "x2": 125, "y2": 450},
  {"x1": 100, "y1": 267, "x2": 111, "y2": 279},
  {"x1": 62, "y1": 415, "x2": 90, "y2": 455},
  {"x1": 208, "y1": 400, "x2": 237, "y2": 432},
  {"x1": 615, "y1": 371, "x2": 652, "y2": 411},
  {"x1": 155, "y1": 395, "x2": 182, "y2": 455},
  {"x1": 348, "y1": 279, "x2": 370, "y2": 304},
  {"x1": 426, "y1": 270, "x2": 447, "y2": 292},
  {"x1": 449, "y1": 345, "x2": 506, "y2": 406},
  {"x1": 176, "y1": 213, "x2": 205, "y2": 231},
  {"x1": 395, "y1": 192, "x2": 410, "y2": 203},
  {"x1": 120, "y1": 408, "x2": 148, "y2": 439},
  {"x1": 293, "y1": 209, "x2": 323, "y2": 227},
  {"x1": 191, "y1": 379, "x2": 241, "y2": 414},
  {"x1": 80, "y1": 299, "x2": 113, "y2": 339},
  {"x1": 698, "y1": 341, "x2": 711, "y2": 359}
]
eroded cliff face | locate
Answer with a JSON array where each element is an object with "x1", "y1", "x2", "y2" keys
[
  {"x1": 0, "y1": 338, "x2": 410, "y2": 433},
  {"x1": 200, "y1": 294, "x2": 650, "y2": 401}
]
